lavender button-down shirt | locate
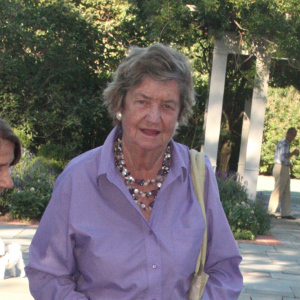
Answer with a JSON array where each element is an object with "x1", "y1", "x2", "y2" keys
[{"x1": 26, "y1": 126, "x2": 242, "y2": 299}]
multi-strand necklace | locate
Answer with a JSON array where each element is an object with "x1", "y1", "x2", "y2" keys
[{"x1": 114, "y1": 136, "x2": 171, "y2": 211}]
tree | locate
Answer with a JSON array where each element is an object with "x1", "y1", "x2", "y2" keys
[{"x1": 0, "y1": 0, "x2": 129, "y2": 155}]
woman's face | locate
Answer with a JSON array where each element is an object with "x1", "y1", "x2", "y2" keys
[{"x1": 121, "y1": 77, "x2": 180, "y2": 154}]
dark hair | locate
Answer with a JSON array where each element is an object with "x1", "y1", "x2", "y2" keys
[
  {"x1": 0, "y1": 118, "x2": 22, "y2": 165},
  {"x1": 103, "y1": 43, "x2": 195, "y2": 125},
  {"x1": 287, "y1": 127, "x2": 297, "y2": 136}
]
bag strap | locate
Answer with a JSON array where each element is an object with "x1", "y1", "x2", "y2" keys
[{"x1": 189, "y1": 149, "x2": 207, "y2": 275}]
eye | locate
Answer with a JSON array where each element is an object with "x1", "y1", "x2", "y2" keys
[
  {"x1": 135, "y1": 100, "x2": 146, "y2": 105},
  {"x1": 163, "y1": 103, "x2": 175, "y2": 110}
]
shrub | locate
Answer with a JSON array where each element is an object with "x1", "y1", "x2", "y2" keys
[
  {"x1": 217, "y1": 173, "x2": 271, "y2": 240},
  {"x1": 37, "y1": 144, "x2": 71, "y2": 173},
  {"x1": 260, "y1": 86, "x2": 300, "y2": 178},
  {"x1": 0, "y1": 149, "x2": 59, "y2": 220}
]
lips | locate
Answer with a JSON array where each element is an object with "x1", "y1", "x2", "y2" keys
[{"x1": 140, "y1": 129, "x2": 160, "y2": 135}]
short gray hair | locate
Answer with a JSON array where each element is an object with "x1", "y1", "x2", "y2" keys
[{"x1": 103, "y1": 43, "x2": 195, "y2": 125}]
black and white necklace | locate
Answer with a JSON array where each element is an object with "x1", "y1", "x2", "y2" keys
[{"x1": 114, "y1": 136, "x2": 171, "y2": 211}]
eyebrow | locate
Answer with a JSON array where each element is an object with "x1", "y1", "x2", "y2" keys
[
  {"x1": 134, "y1": 92, "x2": 151, "y2": 99},
  {"x1": 135, "y1": 92, "x2": 178, "y2": 103},
  {"x1": 162, "y1": 99, "x2": 178, "y2": 103}
]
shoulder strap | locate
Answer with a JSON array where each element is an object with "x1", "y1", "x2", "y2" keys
[{"x1": 189, "y1": 149, "x2": 207, "y2": 275}]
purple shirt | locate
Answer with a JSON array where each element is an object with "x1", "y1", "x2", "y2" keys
[{"x1": 26, "y1": 127, "x2": 242, "y2": 299}]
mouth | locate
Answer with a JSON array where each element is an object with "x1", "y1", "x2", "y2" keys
[{"x1": 140, "y1": 128, "x2": 160, "y2": 136}]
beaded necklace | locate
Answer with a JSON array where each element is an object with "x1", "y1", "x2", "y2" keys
[{"x1": 114, "y1": 136, "x2": 171, "y2": 211}]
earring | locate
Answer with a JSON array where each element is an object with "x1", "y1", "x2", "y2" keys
[{"x1": 116, "y1": 111, "x2": 122, "y2": 121}]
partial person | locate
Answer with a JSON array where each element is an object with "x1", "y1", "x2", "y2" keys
[
  {"x1": 0, "y1": 118, "x2": 21, "y2": 195},
  {"x1": 268, "y1": 127, "x2": 299, "y2": 220},
  {"x1": 26, "y1": 44, "x2": 243, "y2": 299}
]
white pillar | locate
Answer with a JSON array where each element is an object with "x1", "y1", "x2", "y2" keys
[
  {"x1": 237, "y1": 98, "x2": 252, "y2": 178},
  {"x1": 243, "y1": 55, "x2": 271, "y2": 200},
  {"x1": 203, "y1": 40, "x2": 228, "y2": 170}
]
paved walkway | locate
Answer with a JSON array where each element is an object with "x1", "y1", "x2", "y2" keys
[
  {"x1": 0, "y1": 224, "x2": 36, "y2": 299},
  {"x1": 0, "y1": 175, "x2": 299, "y2": 300},
  {"x1": 239, "y1": 176, "x2": 300, "y2": 300}
]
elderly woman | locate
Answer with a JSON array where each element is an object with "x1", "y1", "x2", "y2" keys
[
  {"x1": 0, "y1": 118, "x2": 21, "y2": 195},
  {"x1": 26, "y1": 44, "x2": 242, "y2": 299}
]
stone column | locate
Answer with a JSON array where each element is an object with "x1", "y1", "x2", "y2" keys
[
  {"x1": 237, "y1": 98, "x2": 252, "y2": 178},
  {"x1": 243, "y1": 55, "x2": 271, "y2": 200},
  {"x1": 203, "y1": 39, "x2": 228, "y2": 170}
]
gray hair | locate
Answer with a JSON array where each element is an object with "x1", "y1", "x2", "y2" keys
[
  {"x1": 0, "y1": 118, "x2": 21, "y2": 166},
  {"x1": 103, "y1": 43, "x2": 195, "y2": 125}
]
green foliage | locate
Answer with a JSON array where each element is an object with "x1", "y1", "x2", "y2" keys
[
  {"x1": 233, "y1": 230, "x2": 255, "y2": 241},
  {"x1": 217, "y1": 173, "x2": 271, "y2": 239},
  {"x1": 133, "y1": 0, "x2": 300, "y2": 66},
  {"x1": 37, "y1": 144, "x2": 71, "y2": 172},
  {"x1": 174, "y1": 87, "x2": 207, "y2": 150},
  {"x1": 0, "y1": 0, "x2": 121, "y2": 156},
  {"x1": 0, "y1": 149, "x2": 58, "y2": 220},
  {"x1": 260, "y1": 86, "x2": 300, "y2": 177}
]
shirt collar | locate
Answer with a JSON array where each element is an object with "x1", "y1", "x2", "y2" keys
[
  {"x1": 97, "y1": 126, "x2": 121, "y2": 179},
  {"x1": 168, "y1": 139, "x2": 189, "y2": 183}
]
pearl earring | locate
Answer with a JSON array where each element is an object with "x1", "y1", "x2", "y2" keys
[{"x1": 116, "y1": 112, "x2": 122, "y2": 121}]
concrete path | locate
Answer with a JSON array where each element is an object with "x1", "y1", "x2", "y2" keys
[
  {"x1": 0, "y1": 175, "x2": 299, "y2": 300},
  {"x1": 0, "y1": 224, "x2": 36, "y2": 300},
  {"x1": 239, "y1": 176, "x2": 300, "y2": 300}
]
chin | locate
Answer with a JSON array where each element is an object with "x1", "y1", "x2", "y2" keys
[{"x1": 138, "y1": 141, "x2": 167, "y2": 152}]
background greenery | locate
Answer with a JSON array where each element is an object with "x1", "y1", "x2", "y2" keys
[
  {"x1": 261, "y1": 86, "x2": 300, "y2": 177},
  {"x1": 1, "y1": 0, "x2": 299, "y2": 237},
  {"x1": 217, "y1": 173, "x2": 270, "y2": 240},
  {"x1": 0, "y1": 150, "x2": 59, "y2": 220}
]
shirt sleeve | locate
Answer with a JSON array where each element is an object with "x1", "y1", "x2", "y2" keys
[
  {"x1": 201, "y1": 157, "x2": 243, "y2": 299},
  {"x1": 25, "y1": 175, "x2": 89, "y2": 300}
]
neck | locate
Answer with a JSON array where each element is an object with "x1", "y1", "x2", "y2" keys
[{"x1": 122, "y1": 141, "x2": 167, "y2": 179}]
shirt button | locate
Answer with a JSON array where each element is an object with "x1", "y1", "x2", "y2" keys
[{"x1": 152, "y1": 264, "x2": 157, "y2": 269}]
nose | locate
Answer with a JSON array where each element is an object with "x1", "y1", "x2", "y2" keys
[
  {"x1": 0, "y1": 168, "x2": 14, "y2": 190},
  {"x1": 146, "y1": 104, "x2": 161, "y2": 123}
]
